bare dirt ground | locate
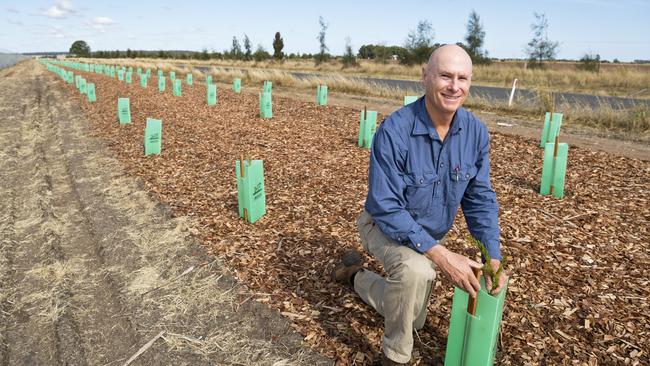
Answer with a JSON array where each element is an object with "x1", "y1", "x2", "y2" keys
[{"x1": 0, "y1": 61, "x2": 331, "y2": 365}]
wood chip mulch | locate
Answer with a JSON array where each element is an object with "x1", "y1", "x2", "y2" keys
[{"x1": 52, "y1": 66, "x2": 649, "y2": 365}]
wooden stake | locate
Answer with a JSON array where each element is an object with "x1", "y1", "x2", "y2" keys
[
  {"x1": 240, "y1": 155, "x2": 245, "y2": 178},
  {"x1": 550, "y1": 135, "x2": 559, "y2": 195},
  {"x1": 466, "y1": 267, "x2": 482, "y2": 315}
]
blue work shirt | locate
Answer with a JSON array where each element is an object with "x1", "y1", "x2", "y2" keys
[{"x1": 364, "y1": 97, "x2": 501, "y2": 260}]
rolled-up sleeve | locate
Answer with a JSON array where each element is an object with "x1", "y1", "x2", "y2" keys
[
  {"x1": 365, "y1": 126, "x2": 437, "y2": 253},
  {"x1": 461, "y1": 125, "x2": 501, "y2": 260}
]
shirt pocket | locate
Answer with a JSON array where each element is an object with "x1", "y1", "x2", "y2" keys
[
  {"x1": 404, "y1": 172, "x2": 436, "y2": 213},
  {"x1": 449, "y1": 166, "x2": 478, "y2": 204}
]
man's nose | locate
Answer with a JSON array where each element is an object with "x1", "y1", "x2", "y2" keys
[{"x1": 448, "y1": 78, "x2": 460, "y2": 92}]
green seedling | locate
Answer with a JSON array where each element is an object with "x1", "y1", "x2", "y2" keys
[{"x1": 466, "y1": 235, "x2": 506, "y2": 293}]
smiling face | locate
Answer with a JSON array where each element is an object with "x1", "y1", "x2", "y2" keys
[{"x1": 422, "y1": 45, "x2": 473, "y2": 118}]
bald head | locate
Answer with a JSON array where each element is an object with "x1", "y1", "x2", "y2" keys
[{"x1": 426, "y1": 44, "x2": 473, "y2": 74}]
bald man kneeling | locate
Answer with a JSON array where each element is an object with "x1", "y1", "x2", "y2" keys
[{"x1": 332, "y1": 45, "x2": 508, "y2": 365}]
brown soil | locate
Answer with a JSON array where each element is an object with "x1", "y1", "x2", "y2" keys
[
  {"x1": 0, "y1": 61, "x2": 331, "y2": 365},
  {"x1": 8, "y1": 60, "x2": 649, "y2": 366}
]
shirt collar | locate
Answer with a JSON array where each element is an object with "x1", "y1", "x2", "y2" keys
[{"x1": 413, "y1": 97, "x2": 466, "y2": 137}]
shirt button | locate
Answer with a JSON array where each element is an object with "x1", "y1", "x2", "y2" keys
[
  {"x1": 466, "y1": 174, "x2": 470, "y2": 178},
  {"x1": 419, "y1": 179, "x2": 423, "y2": 184},
  {"x1": 440, "y1": 162, "x2": 444, "y2": 167},
  {"x1": 416, "y1": 243, "x2": 421, "y2": 247},
  {"x1": 437, "y1": 180, "x2": 441, "y2": 184}
]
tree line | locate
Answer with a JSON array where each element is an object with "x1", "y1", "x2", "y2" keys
[{"x1": 69, "y1": 11, "x2": 606, "y2": 71}]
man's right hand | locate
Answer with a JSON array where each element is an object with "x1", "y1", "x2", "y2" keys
[{"x1": 425, "y1": 244, "x2": 482, "y2": 297}]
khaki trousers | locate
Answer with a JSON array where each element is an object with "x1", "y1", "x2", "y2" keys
[{"x1": 355, "y1": 211, "x2": 437, "y2": 363}]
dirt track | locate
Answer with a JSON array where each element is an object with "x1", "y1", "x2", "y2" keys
[{"x1": 0, "y1": 61, "x2": 331, "y2": 365}]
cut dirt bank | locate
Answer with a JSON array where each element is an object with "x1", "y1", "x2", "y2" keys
[{"x1": 0, "y1": 61, "x2": 331, "y2": 365}]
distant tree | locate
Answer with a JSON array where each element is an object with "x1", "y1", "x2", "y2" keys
[
  {"x1": 341, "y1": 37, "x2": 357, "y2": 68},
  {"x1": 613, "y1": 58, "x2": 620, "y2": 64},
  {"x1": 253, "y1": 44, "x2": 271, "y2": 62},
  {"x1": 231, "y1": 36, "x2": 243, "y2": 60},
  {"x1": 69, "y1": 40, "x2": 91, "y2": 57},
  {"x1": 358, "y1": 44, "x2": 375, "y2": 59},
  {"x1": 403, "y1": 20, "x2": 435, "y2": 65},
  {"x1": 315, "y1": 16, "x2": 329, "y2": 65},
  {"x1": 525, "y1": 12, "x2": 559, "y2": 67},
  {"x1": 201, "y1": 48, "x2": 210, "y2": 60},
  {"x1": 577, "y1": 52, "x2": 600, "y2": 72},
  {"x1": 464, "y1": 10, "x2": 490, "y2": 64},
  {"x1": 243, "y1": 34, "x2": 252, "y2": 61},
  {"x1": 273, "y1": 32, "x2": 284, "y2": 60},
  {"x1": 126, "y1": 48, "x2": 132, "y2": 58}
]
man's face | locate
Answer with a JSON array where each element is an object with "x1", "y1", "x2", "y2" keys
[{"x1": 422, "y1": 53, "x2": 472, "y2": 115}]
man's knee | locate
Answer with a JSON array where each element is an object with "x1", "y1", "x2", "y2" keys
[{"x1": 388, "y1": 253, "x2": 436, "y2": 285}]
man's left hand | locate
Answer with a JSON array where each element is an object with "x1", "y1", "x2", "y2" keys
[{"x1": 484, "y1": 259, "x2": 508, "y2": 295}]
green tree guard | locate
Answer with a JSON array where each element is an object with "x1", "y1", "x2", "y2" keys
[
  {"x1": 158, "y1": 76, "x2": 166, "y2": 92},
  {"x1": 144, "y1": 118, "x2": 162, "y2": 156},
  {"x1": 126, "y1": 71, "x2": 132, "y2": 84},
  {"x1": 170, "y1": 71, "x2": 176, "y2": 81},
  {"x1": 66, "y1": 71, "x2": 74, "y2": 84},
  {"x1": 540, "y1": 139, "x2": 569, "y2": 198},
  {"x1": 259, "y1": 92, "x2": 273, "y2": 119},
  {"x1": 316, "y1": 85, "x2": 328, "y2": 106},
  {"x1": 118, "y1": 98, "x2": 131, "y2": 125},
  {"x1": 539, "y1": 112, "x2": 563, "y2": 147},
  {"x1": 146, "y1": 68, "x2": 151, "y2": 77},
  {"x1": 87, "y1": 83, "x2": 96, "y2": 102},
  {"x1": 140, "y1": 75, "x2": 147, "y2": 88},
  {"x1": 263, "y1": 80, "x2": 272, "y2": 93},
  {"x1": 207, "y1": 84, "x2": 217, "y2": 105},
  {"x1": 444, "y1": 277, "x2": 508, "y2": 366},
  {"x1": 75, "y1": 75, "x2": 81, "y2": 88},
  {"x1": 79, "y1": 78, "x2": 87, "y2": 94},
  {"x1": 233, "y1": 78, "x2": 241, "y2": 93},
  {"x1": 173, "y1": 79, "x2": 182, "y2": 96},
  {"x1": 358, "y1": 108, "x2": 378, "y2": 149},
  {"x1": 206, "y1": 75, "x2": 213, "y2": 85},
  {"x1": 236, "y1": 159, "x2": 266, "y2": 224},
  {"x1": 118, "y1": 69, "x2": 124, "y2": 81},
  {"x1": 186, "y1": 73, "x2": 193, "y2": 85},
  {"x1": 404, "y1": 95, "x2": 419, "y2": 105},
  {"x1": 157, "y1": 69, "x2": 163, "y2": 78},
  {"x1": 137, "y1": 67, "x2": 142, "y2": 75}
]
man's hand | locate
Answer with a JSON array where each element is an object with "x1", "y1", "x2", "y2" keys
[
  {"x1": 426, "y1": 245, "x2": 482, "y2": 297},
  {"x1": 485, "y1": 259, "x2": 508, "y2": 295}
]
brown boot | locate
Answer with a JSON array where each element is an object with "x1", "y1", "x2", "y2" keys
[
  {"x1": 331, "y1": 249, "x2": 363, "y2": 288},
  {"x1": 381, "y1": 354, "x2": 409, "y2": 366}
]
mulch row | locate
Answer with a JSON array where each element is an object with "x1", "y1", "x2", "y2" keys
[{"x1": 50, "y1": 65, "x2": 649, "y2": 365}]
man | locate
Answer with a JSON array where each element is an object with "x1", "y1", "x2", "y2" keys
[{"x1": 332, "y1": 44, "x2": 507, "y2": 365}]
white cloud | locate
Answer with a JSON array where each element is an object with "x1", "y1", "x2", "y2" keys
[
  {"x1": 44, "y1": 0, "x2": 75, "y2": 19},
  {"x1": 7, "y1": 7, "x2": 19, "y2": 14},
  {"x1": 6, "y1": 19, "x2": 23, "y2": 26},
  {"x1": 49, "y1": 25, "x2": 65, "y2": 38},
  {"x1": 87, "y1": 16, "x2": 116, "y2": 33}
]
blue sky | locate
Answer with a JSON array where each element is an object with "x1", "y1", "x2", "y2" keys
[{"x1": 2, "y1": 0, "x2": 649, "y2": 61}]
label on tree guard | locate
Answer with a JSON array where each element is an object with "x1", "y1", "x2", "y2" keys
[
  {"x1": 404, "y1": 96, "x2": 419, "y2": 105},
  {"x1": 259, "y1": 92, "x2": 272, "y2": 118},
  {"x1": 186, "y1": 73, "x2": 193, "y2": 85},
  {"x1": 358, "y1": 109, "x2": 378, "y2": 149},
  {"x1": 118, "y1": 98, "x2": 131, "y2": 125},
  {"x1": 233, "y1": 78, "x2": 241, "y2": 93},
  {"x1": 173, "y1": 79, "x2": 182, "y2": 96},
  {"x1": 540, "y1": 112, "x2": 563, "y2": 147},
  {"x1": 236, "y1": 159, "x2": 266, "y2": 224},
  {"x1": 158, "y1": 76, "x2": 166, "y2": 92},
  {"x1": 87, "y1": 83, "x2": 96, "y2": 102},
  {"x1": 316, "y1": 85, "x2": 328, "y2": 106},
  {"x1": 144, "y1": 118, "x2": 162, "y2": 155},
  {"x1": 540, "y1": 142, "x2": 569, "y2": 199},
  {"x1": 207, "y1": 84, "x2": 217, "y2": 105}
]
